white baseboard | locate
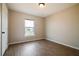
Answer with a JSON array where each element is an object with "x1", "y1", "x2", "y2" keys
[
  {"x1": 9, "y1": 38, "x2": 44, "y2": 45},
  {"x1": 9, "y1": 38, "x2": 79, "y2": 50},
  {"x1": 46, "y1": 38, "x2": 79, "y2": 50}
]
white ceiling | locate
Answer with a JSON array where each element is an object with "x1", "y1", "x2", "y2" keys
[{"x1": 7, "y1": 3, "x2": 76, "y2": 17}]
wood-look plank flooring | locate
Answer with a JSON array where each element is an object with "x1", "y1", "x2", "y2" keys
[{"x1": 4, "y1": 39, "x2": 79, "y2": 56}]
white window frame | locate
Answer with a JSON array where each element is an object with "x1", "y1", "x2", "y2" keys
[{"x1": 25, "y1": 19, "x2": 35, "y2": 36}]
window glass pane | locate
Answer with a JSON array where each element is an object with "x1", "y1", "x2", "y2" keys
[
  {"x1": 25, "y1": 20, "x2": 35, "y2": 36},
  {"x1": 25, "y1": 20, "x2": 34, "y2": 27}
]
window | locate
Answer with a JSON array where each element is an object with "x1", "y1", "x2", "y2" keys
[{"x1": 25, "y1": 20, "x2": 35, "y2": 36}]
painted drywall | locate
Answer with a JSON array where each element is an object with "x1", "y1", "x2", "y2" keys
[
  {"x1": 7, "y1": 3, "x2": 76, "y2": 17},
  {"x1": 45, "y1": 4, "x2": 79, "y2": 49},
  {"x1": 8, "y1": 10, "x2": 45, "y2": 44},
  {"x1": 2, "y1": 4, "x2": 8, "y2": 55}
]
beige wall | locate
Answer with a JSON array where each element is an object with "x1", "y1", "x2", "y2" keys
[
  {"x1": 8, "y1": 10, "x2": 45, "y2": 44},
  {"x1": 45, "y1": 4, "x2": 79, "y2": 49}
]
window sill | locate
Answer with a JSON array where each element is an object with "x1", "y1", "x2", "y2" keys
[{"x1": 25, "y1": 35, "x2": 35, "y2": 37}]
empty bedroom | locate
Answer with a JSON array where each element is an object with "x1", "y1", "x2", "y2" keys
[{"x1": 0, "y1": 3, "x2": 79, "y2": 56}]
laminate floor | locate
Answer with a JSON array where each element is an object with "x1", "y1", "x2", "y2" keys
[{"x1": 4, "y1": 39, "x2": 79, "y2": 56}]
